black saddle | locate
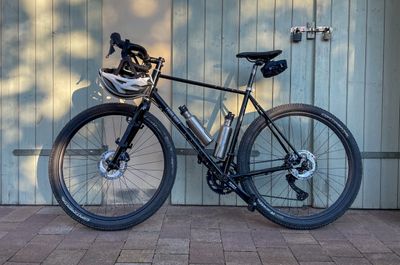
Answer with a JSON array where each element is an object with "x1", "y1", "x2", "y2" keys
[{"x1": 236, "y1": 50, "x2": 282, "y2": 61}]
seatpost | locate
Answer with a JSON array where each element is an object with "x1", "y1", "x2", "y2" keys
[{"x1": 245, "y1": 62, "x2": 261, "y2": 91}]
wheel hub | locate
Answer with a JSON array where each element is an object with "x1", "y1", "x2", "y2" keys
[
  {"x1": 98, "y1": 150, "x2": 128, "y2": 180},
  {"x1": 289, "y1": 150, "x2": 317, "y2": 180}
]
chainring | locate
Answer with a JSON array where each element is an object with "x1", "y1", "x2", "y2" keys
[{"x1": 206, "y1": 163, "x2": 237, "y2": 195}]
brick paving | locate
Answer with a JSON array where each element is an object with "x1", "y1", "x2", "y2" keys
[{"x1": 0, "y1": 205, "x2": 399, "y2": 264}]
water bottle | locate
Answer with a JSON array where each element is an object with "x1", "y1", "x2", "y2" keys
[
  {"x1": 179, "y1": 105, "x2": 213, "y2": 146},
  {"x1": 213, "y1": 112, "x2": 234, "y2": 160}
]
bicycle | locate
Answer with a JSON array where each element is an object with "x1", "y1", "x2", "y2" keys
[{"x1": 48, "y1": 32, "x2": 362, "y2": 230}]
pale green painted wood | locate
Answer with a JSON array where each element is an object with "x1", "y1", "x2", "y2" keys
[
  {"x1": 202, "y1": 0, "x2": 222, "y2": 205},
  {"x1": 313, "y1": 0, "x2": 332, "y2": 208},
  {"x1": 346, "y1": 0, "x2": 366, "y2": 208},
  {"x1": 1, "y1": 0, "x2": 19, "y2": 204},
  {"x1": 0, "y1": 0, "x2": 102, "y2": 204},
  {"x1": 363, "y1": 0, "x2": 385, "y2": 208},
  {"x1": 185, "y1": 0, "x2": 205, "y2": 205},
  {"x1": 291, "y1": 0, "x2": 314, "y2": 105},
  {"x1": 52, "y1": 0, "x2": 72, "y2": 205},
  {"x1": 381, "y1": 0, "x2": 400, "y2": 209},
  {"x1": 219, "y1": 0, "x2": 239, "y2": 206},
  {"x1": 35, "y1": 0, "x2": 54, "y2": 205},
  {"x1": 170, "y1": 0, "x2": 188, "y2": 205},
  {"x1": 236, "y1": 0, "x2": 257, "y2": 207},
  {"x1": 18, "y1": 0, "x2": 36, "y2": 204},
  {"x1": 273, "y1": 0, "x2": 291, "y2": 107}
]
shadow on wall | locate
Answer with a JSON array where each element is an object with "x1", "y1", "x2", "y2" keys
[{"x1": 2, "y1": 0, "x2": 103, "y2": 204}]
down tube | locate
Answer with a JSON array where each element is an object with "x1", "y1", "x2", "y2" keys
[{"x1": 151, "y1": 90, "x2": 223, "y2": 175}]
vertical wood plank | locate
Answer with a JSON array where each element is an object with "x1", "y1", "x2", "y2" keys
[
  {"x1": 363, "y1": 0, "x2": 384, "y2": 208},
  {"x1": 202, "y1": 0, "x2": 222, "y2": 205},
  {"x1": 52, "y1": 0, "x2": 71, "y2": 205},
  {"x1": 18, "y1": 0, "x2": 36, "y2": 204},
  {"x1": 273, "y1": 0, "x2": 291, "y2": 107},
  {"x1": 69, "y1": 0, "x2": 88, "y2": 205},
  {"x1": 35, "y1": 0, "x2": 53, "y2": 204},
  {"x1": 255, "y1": 0, "x2": 274, "y2": 109},
  {"x1": 171, "y1": 0, "x2": 188, "y2": 205},
  {"x1": 87, "y1": 0, "x2": 102, "y2": 109},
  {"x1": 0, "y1": 0, "x2": 2, "y2": 201},
  {"x1": 185, "y1": 0, "x2": 204, "y2": 205},
  {"x1": 381, "y1": 0, "x2": 399, "y2": 209},
  {"x1": 220, "y1": 0, "x2": 239, "y2": 206},
  {"x1": 291, "y1": 0, "x2": 314, "y2": 104},
  {"x1": 346, "y1": 0, "x2": 367, "y2": 208},
  {"x1": 237, "y1": 0, "x2": 257, "y2": 206},
  {"x1": 313, "y1": 0, "x2": 332, "y2": 208},
  {"x1": 1, "y1": 0, "x2": 19, "y2": 204}
]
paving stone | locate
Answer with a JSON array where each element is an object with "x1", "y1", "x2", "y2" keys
[
  {"x1": 39, "y1": 215, "x2": 76, "y2": 235},
  {"x1": 319, "y1": 241, "x2": 362, "y2": 257},
  {"x1": 153, "y1": 253, "x2": 188, "y2": 265},
  {"x1": 160, "y1": 224, "x2": 190, "y2": 239},
  {"x1": 16, "y1": 213, "x2": 58, "y2": 233},
  {"x1": 332, "y1": 257, "x2": 373, "y2": 265},
  {"x1": 96, "y1": 230, "x2": 129, "y2": 242},
  {"x1": 78, "y1": 242, "x2": 121, "y2": 265},
  {"x1": 3, "y1": 262, "x2": 40, "y2": 265},
  {"x1": 117, "y1": 249, "x2": 154, "y2": 263},
  {"x1": 190, "y1": 228, "x2": 221, "y2": 242},
  {"x1": 124, "y1": 231, "x2": 159, "y2": 249},
  {"x1": 156, "y1": 238, "x2": 189, "y2": 254},
  {"x1": 191, "y1": 218, "x2": 219, "y2": 229},
  {"x1": 221, "y1": 231, "x2": 256, "y2": 251},
  {"x1": 132, "y1": 214, "x2": 163, "y2": 232},
  {"x1": 347, "y1": 234, "x2": 392, "y2": 253},
  {"x1": 364, "y1": 253, "x2": 400, "y2": 265},
  {"x1": 57, "y1": 229, "x2": 98, "y2": 250},
  {"x1": 0, "y1": 207, "x2": 41, "y2": 222},
  {"x1": 0, "y1": 230, "x2": 36, "y2": 248},
  {"x1": 189, "y1": 242, "x2": 224, "y2": 264},
  {"x1": 289, "y1": 244, "x2": 331, "y2": 263},
  {"x1": 36, "y1": 206, "x2": 65, "y2": 215},
  {"x1": 282, "y1": 232, "x2": 318, "y2": 244},
  {"x1": 225, "y1": 251, "x2": 261, "y2": 265},
  {"x1": 42, "y1": 249, "x2": 86, "y2": 265},
  {"x1": 251, "y1": 230, "x2": 286, "y2": 248},
  {"x1": 257, "y1": 246, "x2": 298, "y2": 265},
  {"x1": 300, "y1": 261, "x2": 335, "y2": 265},
  {"x1": 163, "y1": 214, "x2": 192, "y2": 226},
  {"x1": 10, "y1": 235, "x2": 64, "y2": 263},
  {"x1": 0, "y1": 207, "x2": 16, "y2": 218},
  {"x1": 219, "y1": 220, "x2": 249, "y2": 232},
  {"x1": 310, "y1": 227, "x2": 347, "y2": 242}
]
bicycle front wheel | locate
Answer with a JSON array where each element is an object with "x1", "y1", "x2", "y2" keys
[
  {"x1": 49, "y1": 103, "x2": 176, "y2": 230},
  {"x1": 237, "y1": 104, "x2": 362, "y2": 229}
]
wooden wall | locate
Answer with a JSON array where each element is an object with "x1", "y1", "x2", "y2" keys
[
  {"x1": 0, "y1": 0, "x2": 399, "y2": 208},
  {"x1": 0, "y1": 0, "x2": 102, "y2": 204},
  {"x1": 171, "y1": 0, "x2": 400, "y2": 208}
]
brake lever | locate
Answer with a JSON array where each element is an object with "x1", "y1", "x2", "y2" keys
[
  {"x1": 105, "y1": 32, "x2": 122, "y2": 58},
  {"x1": 105, "y1": 44, "x2": 115, "y2": 58}
]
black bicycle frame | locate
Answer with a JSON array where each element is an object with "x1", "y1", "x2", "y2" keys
[{"x1": 116, "y1": 58, "x2": 298, "y2": 206}]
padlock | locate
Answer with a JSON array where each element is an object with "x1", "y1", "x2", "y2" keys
[
  {"x1": 292, "y1": 29, "x2": 302, "y2": 42},
  {"x1": 322, "y1": 28, "x2": 331, "y2": 41}
]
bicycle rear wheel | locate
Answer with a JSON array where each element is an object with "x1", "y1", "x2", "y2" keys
[
  {"x1": 238, "y1": 104, "x2": 362, "y2": 229},
  {"x1": 49, "y1": 103, "x2": 176, "y2": 230}
]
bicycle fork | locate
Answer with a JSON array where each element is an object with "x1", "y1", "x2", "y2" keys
[{"x1": 107, "y1": 99, "x2": 151, "y2": 171}]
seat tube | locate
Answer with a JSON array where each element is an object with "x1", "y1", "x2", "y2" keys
[{"x1": 223, "y1": 63, "x2": 259, "y2": 173}]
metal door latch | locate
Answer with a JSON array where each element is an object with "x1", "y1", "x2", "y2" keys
[{"x1": 291, "y1": 22, "x2": 332, "y2": 42}]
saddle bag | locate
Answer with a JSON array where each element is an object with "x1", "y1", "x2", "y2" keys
[{"x1": 260, "y1": 60, "x2": 287, "y2": 78}]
